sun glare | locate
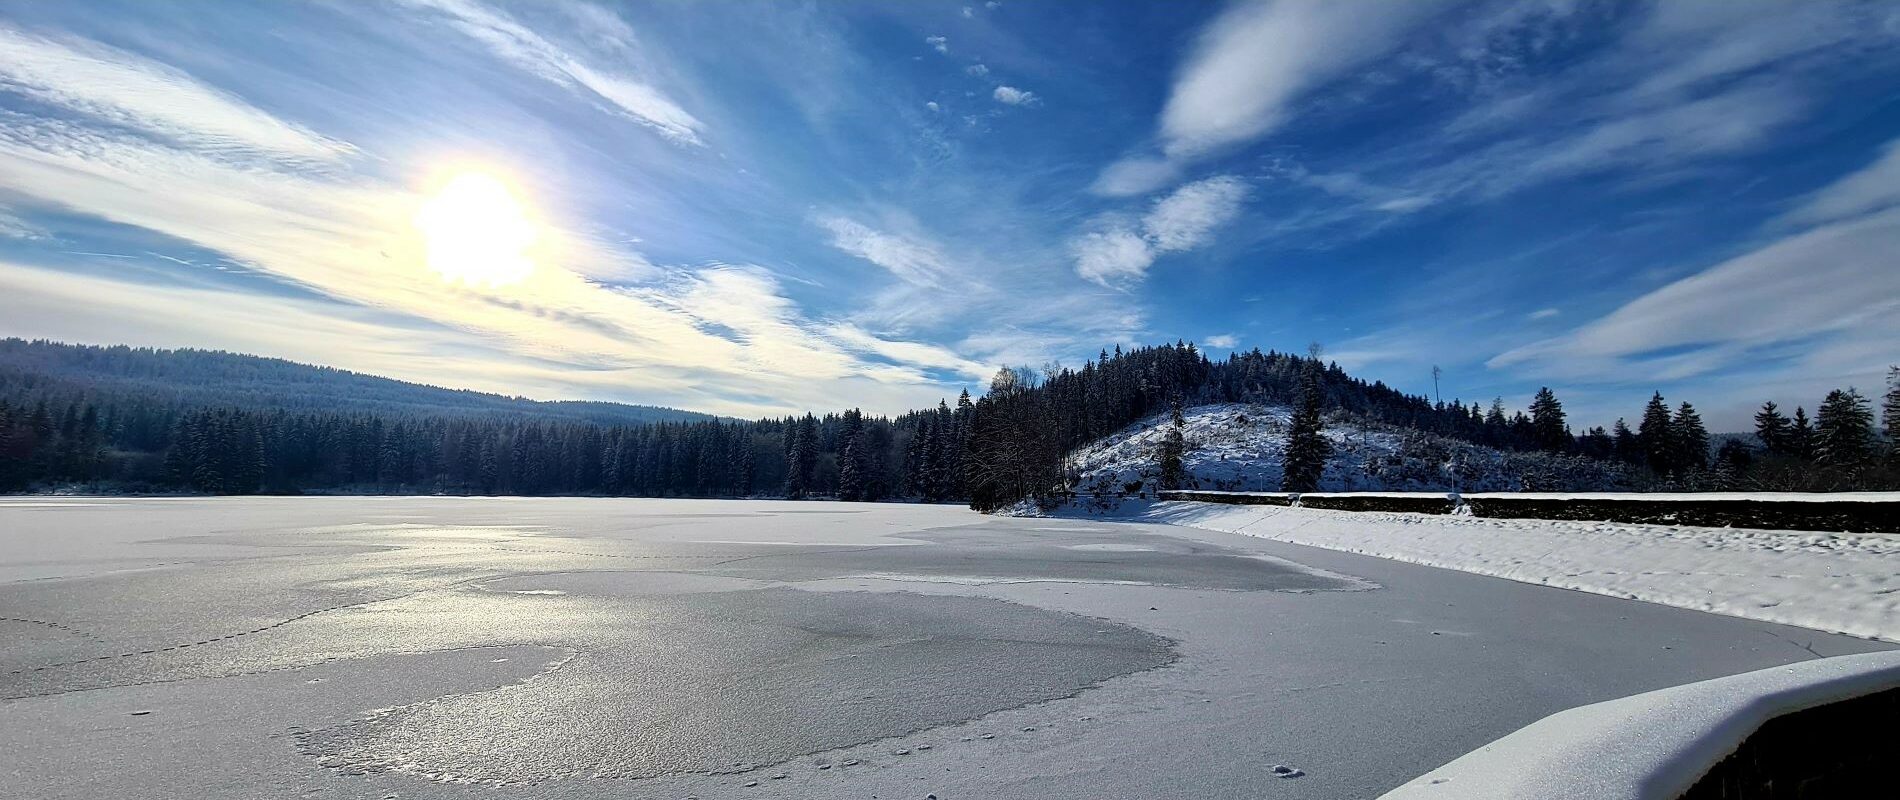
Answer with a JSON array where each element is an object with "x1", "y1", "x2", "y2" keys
[{"x1": 413, "y1": 171, "x2": 539, "y2": 288}]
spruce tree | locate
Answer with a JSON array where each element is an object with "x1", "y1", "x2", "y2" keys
[
  {"x1": 1280, "y1": 366, "x2": 1330, "y2": 492},
  {"x1": 1815, "y1": 389, "x2": 1875, "y2": 468},
  {"x1": 1753, "y1": 401, "x2": 1790, "y2": 456},
  {"x1": 1527, "y1": 387, "x2": 1568, "y2": 452},
  {"x1": 838, "y1": 409, "x2": 867, "y2": 501},
  {"x1": 1884, "y1": 366, "x2": 1899, "y2": 466},
  {"x1": 1673, "y1": 402, "x2": 1709, "y2": 472},
  {"x1": 1638, "y1": 392, "x2": 1675, "y2": 475},
  {"x1": 1611, "y1": 419, "x2": 1640, "y2": 464},
  {"x1": 1790, "y1": 406, "x2": 1815, "y2": 460},
  {"x1": 784, "y1": 415, "x2": 818, "y2": 499},
  {"x1": 1158, "y1": 394, "x2": 1187, "y2": 490}
]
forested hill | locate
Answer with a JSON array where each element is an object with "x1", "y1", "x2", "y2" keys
[
  {"x1": 2, "y1": 338, "x2": 1891, "y2": 501},
  {"x1": 0, "y1": 339, "x2": 714, "y2": 426}
]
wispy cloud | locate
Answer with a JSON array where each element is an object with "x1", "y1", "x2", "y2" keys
[
  {"x1": 0, "y1": 21, "x2": 1002, "y2": 416},
  {"x1": 815, "y1": 215, "x2": 949, "y2": 288},
  {"x1": 397, "y1": 0, "x2": 704, "y2": 145},
  {"x1": 925, "y1": 35, "x2": 949, "y2": 54},
  {"x1": 0, "y1": 25, "x2": 352, "y2": 164},
  {"x1": 1778, "y1": 135, "x2": 1900, "y2": 228},
  {"x1": 1491, "y1": 206, "x2": 1900, "y2": 385},
  {"x1": 1204, "y1": 333, "x2": 1238, "y2": 349}
]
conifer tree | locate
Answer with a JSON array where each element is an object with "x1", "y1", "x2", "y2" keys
[
  {"x1": 1884, "y1": 366, "x2": 1899, "y2": 466},
  {"x1": 1815, "y1": 389, "x2": 1875, "y2": 468},
  {"x1": 1280, "y1": 365, "x2": 1330, "y2": 492},
  {"x1": 1528, "y1": 387, "x2": 1568, "y2": 452},
  {"x1": 784, "y1": 415, "x2": 818, "y2": 499},
  {"x1": 1790, "y1": 406, "x2": 1814, "y2": 460},
  {"x1": 1611, "y1": 419, "x2": 1640, "y2": 464},
  {"x1": 1673, "y1": 402, "x2": 1709, "y2": 472},
  {"x1": 1158, "y1": 394, "x2": 1187, "y2": 490},
  {"x1": 1713, "y1": 440, "x2": 1753, "y2": 490},
  {"x1": 1638, "y1": 392, "x2": 1675, "y2": 475},
  {"x1": 1753, "y1": 401, "x2": 1790, "y2": 456},
  {"x1": 838, "y1": 409, "x2": 867, "y2": 501}
]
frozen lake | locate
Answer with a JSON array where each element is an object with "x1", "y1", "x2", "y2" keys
[{"x1": 1, "y1": 497, "x2": 1889, "y2": 799}]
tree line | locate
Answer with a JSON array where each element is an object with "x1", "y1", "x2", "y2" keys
[{"x1": 4, "y1": 339, "x2": 1895, "y2": 504}]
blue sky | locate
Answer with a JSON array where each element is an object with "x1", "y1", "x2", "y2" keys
[{"x1": 1, "y1": 0, "x2": 1896, "y2": 428}]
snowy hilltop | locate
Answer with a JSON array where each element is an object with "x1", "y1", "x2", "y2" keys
[{"x1": 1067, "y1": 403, "x2": 1634, "y2": 495}]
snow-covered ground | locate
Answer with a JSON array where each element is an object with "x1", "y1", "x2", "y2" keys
[
  {"x1": 1064, "y1": 499, "x2": 1900, "y2": 642},
  {"x1": 1066, "y1": 402, "x2": 1627, "y2": 495}
]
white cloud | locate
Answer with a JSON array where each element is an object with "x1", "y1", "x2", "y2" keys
[
  {"x1": 962, "y1": 7, "x2": 975, "y2": 19},
  {"x1": 0, "y1": 26, "x2": 352, "y2": 164},
  {"x1": 966, "y1": 63, "x2": 990, "y2": 77},
  {"x1": 924, "y1": 101, "x2": 941, "y2": 112},
  {"x1": 1094, "y1": 0, "x2": 1445, "y2": 194},
  {"x1": 1779, "y1": 136, "x2": 1900, "y2": 227},
  {"x1": 1143, "y1": 175, "x2": 1248, "y2": 252},
  {"x1": 992, "y1": 85, "x2": 1036, "y2": 106},
  {"x1": 815, "y1": 215, "x2": 949, "y2": 288},
  {"x1": 1072, "y1": 175, "x2": 1250, "y2": 287},
  {"x1": 1528, "y1": 308, "x2": 1560, "y2": 320},
  {"x1": 1490, "y1": 206, "x2": 1900, "y2": 381},
  {"x1": 824, "y1": 323, "x2": 991, "y2": 379},
  {"x1": 399, "y1": 0, "x2": 704, "y2": 145},
  {"x1": 1204, "y1": 333, "x2": 1239, "y2": 349},
  {"x1": 1070, "y1": 228, "x2": 1154, "y2": 288},
  {"x1": 926, "y1": 35, "x2": 949, "y2": 54},
  {"x1": 1090, "y1": 156, "x2": 1182, "y2": 198}
]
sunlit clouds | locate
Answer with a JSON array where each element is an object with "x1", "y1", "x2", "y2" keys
[{"x1": 2, "y1": 0, "x2": 1897, "y2": 428}]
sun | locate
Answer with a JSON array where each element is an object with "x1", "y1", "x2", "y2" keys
[{"x1": 413, "y1": 171, "x2": 540, "y2": 288}]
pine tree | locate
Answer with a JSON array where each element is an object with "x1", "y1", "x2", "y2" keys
[
  {"x1": 1280, "y1": 365, "x2": 1330, "y2": 492},
  {"x1": 1673, "y1": 402, "x2": 1709, "y2": 472},
  {"x1": 1158, "y1": 394, "x2": 1187, "y2": 490},
  {"x1": 1528, "y1": 387, "x2": 1568, "y2": 452},
  {"x1": 1638, "y1": 392, "x2": 1676, "y2": 475},
  {"x1": 1753, "y1": 401, "x2": 1790, "y2": 456},
  {"x1": 1815, "y1": 389, "x2": 1875, "y2": 468}
]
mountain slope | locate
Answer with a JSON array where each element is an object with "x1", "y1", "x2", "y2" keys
[
  {"x1": 0, "y1": 339, "x2": 715, "y2": 426},
  {"x1": 1069, "y1": 403, "x2": 1635, "y2": 494}
]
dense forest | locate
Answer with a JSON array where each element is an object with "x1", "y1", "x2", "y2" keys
[{"x1": 2, "y1": 339, "x2": 1895, "y2": 505}]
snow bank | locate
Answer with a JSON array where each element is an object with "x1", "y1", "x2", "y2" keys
[
  {"x1": 1159, "y1": 489, "x2": 1900, "y2": 532},
  {"x1": 1089, "y1": 500, "x2": 1900, "y2": 641},
  {"x1": 1377, "y1": 650, "x2": 1900, "y2": 800}
]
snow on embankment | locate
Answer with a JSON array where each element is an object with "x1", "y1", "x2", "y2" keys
[
  {"x1": 1378, "y1": 650, "x2": 1900, "y2": 800},
  {"x1": 1066, "y1": 403, "x2": 1627, "y2": 495},
  {"x1": 1093, "y1": 500, "x2": 1900, "y2": 641}
]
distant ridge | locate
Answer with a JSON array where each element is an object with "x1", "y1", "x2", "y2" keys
[{"x1": 0, "y1": 338, "x2": 716, "y2": 426}]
